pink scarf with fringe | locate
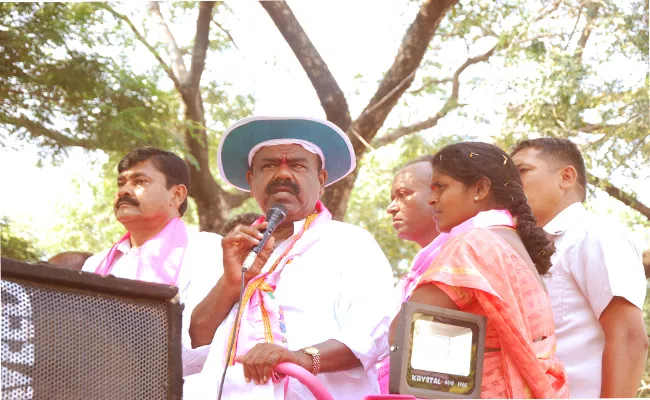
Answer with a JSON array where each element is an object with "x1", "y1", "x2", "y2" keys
[{"x1": 214, "y1": 201, "x2": 330, "y2": 400}]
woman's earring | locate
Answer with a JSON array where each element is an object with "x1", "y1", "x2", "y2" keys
[{"x1": 474, "y1": 195, "x2": 479, "y2": 201}]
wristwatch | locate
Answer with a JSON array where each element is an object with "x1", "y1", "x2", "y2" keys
[{"x1": 301, "y1": 347, "x2": 321, "y2": 375}]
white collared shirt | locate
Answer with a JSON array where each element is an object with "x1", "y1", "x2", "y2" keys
[
  {"x1": 543, "y1": 202, "x2": 646, "y2": 398},
  {"x1": 82, "y1": 230, "x2": 224, "y2": 377},
  {"x1": 191, "y1": 217, "x2": 395, "y2": 400}
]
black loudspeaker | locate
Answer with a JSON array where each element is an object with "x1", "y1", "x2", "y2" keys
[{"x1": 1, "y1": 257, "x2": 183, "y2": 400}]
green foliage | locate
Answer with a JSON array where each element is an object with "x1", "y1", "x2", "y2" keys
[
  {"x1": 38, "y1": 156, "x2": 126, "y2": 255},
  {"x1": 1, "y1": 217, "x2": 44, "y2": 262},
  {"x1": 2, "y1": 0, "x2": 647, "y2": 268},
  {"x1": 496, "y1": 0, "x2": 649, "y2": 186},
  {"x1": 346, "y1": 149, "x2": 417, "y2": 277},
  {"x1": 406, "y1": 0, "x2": 648, "y2": 231},
  {"x1": 202, "y1": 82, "x2": 255, "y2": 177},
  {"x1": 346, "y1": 133, "x2": 475, "y2": 276},
  {"x1": 0, "y1": 3, "x2": 180, "y2": 162}
]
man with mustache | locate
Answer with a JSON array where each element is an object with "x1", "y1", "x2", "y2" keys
[
  {"x1": 189, "y1": 116, "x2": 394, "y2": 400},
  {"x1": 82, "y1": 147, "x2": 224, "y2": 379}
]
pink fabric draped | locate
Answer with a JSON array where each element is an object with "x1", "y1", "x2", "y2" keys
[
  {"x1": 378, "y1": 210, "x2": 514, "y2": 394},
  {"x1": 225, "y1": 201, "x2": 331, "y2": 368},
  {"x1": 94, "y1": 217, "x2": 188, "y2": 285},
  {"x1": 417, "y1": 228, "x2": 569, "y2": 398}
]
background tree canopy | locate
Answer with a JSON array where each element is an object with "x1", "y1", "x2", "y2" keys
[
  {"x1": 1, "y1": 0, "x2": 649, "y2": 394},
  {"x1": 2, "y1": 0, "x2": 648, "y2": 266},
  {"x1": 1, "y1": 0, "x2": 647, "y2": 268}
]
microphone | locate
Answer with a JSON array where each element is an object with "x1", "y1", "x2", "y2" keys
[
  {"x1": 241, "y1": 203, "x2": 288, "y2": 272},
  {"x1": 217, "y1": 203, "x2": 288, "y2": 400}
]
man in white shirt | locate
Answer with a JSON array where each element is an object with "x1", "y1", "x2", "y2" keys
[
  {"x1": 512, "y1": 138, "x2": 648, "y2": 398},
  {"x1": 82, "y1": 147, "x2": 223, "y2": 378},
  {"x1": 189, "y1": 116, "x2": 394, "y2": 400}
]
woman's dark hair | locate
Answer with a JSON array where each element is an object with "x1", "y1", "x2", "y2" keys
[{"x1": 431, "y1": 142, "x2": 555, "y2": 275}]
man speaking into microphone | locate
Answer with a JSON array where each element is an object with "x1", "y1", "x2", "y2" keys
[{"x1": 189, "y1": 116, "x2": 394, "y2": 400}]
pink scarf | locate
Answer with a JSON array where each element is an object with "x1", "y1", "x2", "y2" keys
[
  {"x1": 210, "y1": 202, "x2": 330, "y2": 399},
  {"x1": 226, "y1": 201, "x2": 331, "y2": 367},
  {"x1": 94, "y1": 217, "x2": 188, "y2": 285},
  {"x1": 378, "y1": 209, "x2": 515, "y2": 394}
]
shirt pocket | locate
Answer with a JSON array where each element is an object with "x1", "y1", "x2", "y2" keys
[{"x1": 543, "y1": 270, "x2": 565, "y2": 325}]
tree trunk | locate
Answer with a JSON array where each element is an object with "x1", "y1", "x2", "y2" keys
[
  {"x1": 145, "y1": 2, "x2": 252, "y2": 233},
  {"x1": 321, "y1": 0, "x2": 460, "y2": 220},
  {"x1": 321, "y1": 167, "x2": 361, "y2": 222},
  {"x1": 183, "y1": 89, "x2": 249, "y2": 232},
  {"x1": 589, "y1": 174, "x2": 650, "y2": 220}
]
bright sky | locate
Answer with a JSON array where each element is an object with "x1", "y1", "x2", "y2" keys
[{"x1": 1, "y1": 0, "x2": 648, "y2": 253}]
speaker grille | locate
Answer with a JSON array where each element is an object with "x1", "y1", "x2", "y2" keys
[{"x1": 2, "y1": 261, "x2": 180, "y2": 400}]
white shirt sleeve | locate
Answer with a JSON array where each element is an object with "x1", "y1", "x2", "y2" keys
[
  {"x1": 572, "y1": 227, "x2": 646, "y2": 318},
  {"x1": 329, "y1": 227, "x2": 395, "y2": 378},
  {"x1": 178, "y1": 231, "x2": 225, "y2": 376},
  {"x1": 80, "y1": 250, "x2": 109, "y2": 273}
]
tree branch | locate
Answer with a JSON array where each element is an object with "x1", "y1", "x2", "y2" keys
[
  {"x1": 224, "y1": 189, "x2": 251, "y2": 209},
  {"x1": 589, "y1": 174, "x2": 650, "y2": 220},
  {"x1": 212, "y1": 18, "x2": 239, "y2": 51},
  {"x1": 99, "y1": 4, "x2": 182, "y2": 92},
  {"x1": 6, "y1": 115, "x2": 97, "y2": 150},
  {"x1": 609, "y1": 135, "x2": 648, "y2": 175},
  {"x1": 574, "y1": 3, "x2": 600, "y2": 64},
  {"x1": 564, "y1": 6, "x2": 582, "y2": 50},
  {"x1": 367, "y1": 0, "x2": 561, "y2": 150},
  {"x1": 259, "y1": 1, "x2": 351, "y2": 130},
  {"x1": 372, "y1": 44, "x2": 497, "y2": 148},
  {"x1": 148, "y1": 2, "x2": 189, "y2": 83},
  {"x1": 188, "y1": 1, "x2": 216, "y2": 91},
  {"x1": 350, "y1": 0, "x2": 460, "y2": 154},
  {"x1": 579, "y1": 123, "x2": 608, "y2": 133},
  {"x1": 408, "y1": 76, "x2": 453, "y2": 95},
  {"x1": 531, "y1": 0, "x2": 565, "y2": 25},
  {"x1": 371, "y1": 102, "x2": 457, "y2": 148}
]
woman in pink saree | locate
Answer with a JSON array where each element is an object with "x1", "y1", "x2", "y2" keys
[{"x1": 389, "y1": 142, "x2": 569, "y2": 399}]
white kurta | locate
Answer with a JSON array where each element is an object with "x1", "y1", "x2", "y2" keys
[
  {"x1": 82, "y1": 230, "x2": 224, "y2": 377},
  {"x1": 543, "y1": 202, "x2": 646, "y2": 398},
  {"x1": 189, "y1": 218, "x2": 394, "y2": 400}
]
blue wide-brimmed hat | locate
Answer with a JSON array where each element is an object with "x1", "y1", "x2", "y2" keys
[{"x1": 217, "y1": 116, "x2": 356, "y2": 191}]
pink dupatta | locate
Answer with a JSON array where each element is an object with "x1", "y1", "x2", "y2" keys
[
  {"x1": 417, "y1": 228, "x2": 568, "y2": 398},
  {"x1": 378, "y1": 209, "x2": 514, "y2": 394},
  {"x1": 94, "y1": 217, "x2": 188, "y2": 285},
  {"x1": 217, "y1": 201, "x2": 331, "y2": 398},
  {"x1": 193, "y1": 203, "x2": 331, "y2": 400}
]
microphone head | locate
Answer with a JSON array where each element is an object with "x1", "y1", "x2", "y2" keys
[{"x1": 266, "y1": 203, "x2": 288, "y2": 224}]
